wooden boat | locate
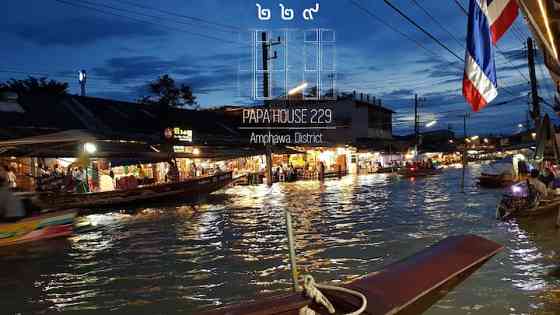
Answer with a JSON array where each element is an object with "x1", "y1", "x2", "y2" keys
[
  {"x1": 497, "y1": 195, "x2": 560, "y2": 220},
  {"x1": 201, "y1": 235, "x2": 502, "y2": 315},
  {"x1": 17, "y1": 172, "x2": 233, "y2": 212},
  {"x1": 323, "y1": 170, "x2": 347, "y2": 179},
  {"x1": 478, "y1": 173, "x2": 514, "y2": 188},
  {"x1": 375, "y1": 166, "x2": 399, "y2": 174},
  {"x1": 0, "y1": 210, "x2": 77, "y2": 247},
  {"x1": 398, "y1": 167, "x2": 442, "y2": 178}
]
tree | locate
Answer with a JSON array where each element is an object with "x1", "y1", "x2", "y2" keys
[
  {"x1": 139, "y1": 74, "x2": 197, "y2": 108},
  {"x1": 0, "y1": 77, "x2": 68, "y2": 96}
]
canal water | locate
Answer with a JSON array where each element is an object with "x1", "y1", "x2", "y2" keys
[{"x1": 2, "y1": 164, "x2": 560, "y2": 314}]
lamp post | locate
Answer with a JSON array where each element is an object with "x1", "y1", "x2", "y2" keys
[{"x1": 78, "y1": 70, "x2": 87, "y2": 97}]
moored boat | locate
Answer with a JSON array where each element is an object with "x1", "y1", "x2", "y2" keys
[
  {"x1": 17, "y1": 172, "x2": 233, "y2": 212},
  {"x1": 478, "y1": 155, "x2": 529, "y2": 188},
  {"x1": 398, "y1": 166, "x2": 441, "y2": 178},
  {"x1": 200, "y1": 235, "x2": 502, "y2": 315},
  {"x1": 0, "y1": 210, "x2": 77, "y2": 247},
  {"x1": 478, "y1": 173, "x2": 514, "y2": 188},
  {"x1": 496, "y1": 182, "x2": 560, "y2": 220}
]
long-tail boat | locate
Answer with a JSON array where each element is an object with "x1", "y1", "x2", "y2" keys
[
  {"x1": 17, "y1": 172, "x2": 233, "y2": 212},
  {"x1": 478, "y1": 173, "x2": 515, "y2": 188},
  {"x1": 201, "y1": 235, "x2": 502, "y2": 315},
  {"x1": 496, "y1": 182, "x2": 560, "y2": 220},
  {"x1": 0, "y1": 210, "x2": 77, "y2": 247},
  {"x1": 398, "y1": 166, "x2": 441, "y2": 178}
]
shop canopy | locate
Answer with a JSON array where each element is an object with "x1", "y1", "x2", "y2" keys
[
  {"x1": 0, "y1": 129, "x2": 303, "y2": 160},
  {"x1": 519, "y1": 1, "x2": 560, "y2": 92},
  {"x1": 0, "y1": 130, "x2": 98, "y2": 147}
]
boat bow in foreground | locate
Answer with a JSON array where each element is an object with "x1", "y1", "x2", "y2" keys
[{"x1": 201, "y1": 234, "x2": 502, "y2": 315}]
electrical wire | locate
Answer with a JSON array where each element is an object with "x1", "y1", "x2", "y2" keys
[
  {"x1": 382, "y1": 0, "x2": 464, "y2": 62},
  {"x1": 51, "y1": 0, "x2": 238, "y2": 44}
]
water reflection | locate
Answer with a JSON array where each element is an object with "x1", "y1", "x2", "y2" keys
[{"x1": 2, "y1": 165, "x2": 560, "y2": 314}]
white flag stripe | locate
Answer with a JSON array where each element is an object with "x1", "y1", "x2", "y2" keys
[
  {"x1": 465, "y1": 53, "x2": 498, "y2": 103},
  {"x1": 487, "y1": 0, "x2": 510, "y2": 24}
]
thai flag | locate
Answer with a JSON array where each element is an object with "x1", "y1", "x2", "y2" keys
[{"x1": 463, "y1": 0, "x2": 518, "y2": 112}]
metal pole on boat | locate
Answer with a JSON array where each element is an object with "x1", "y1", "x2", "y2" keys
[
  {"x1": 461, "y1": 113, "x2": 468, "y2": 193},
  {"x1": 284, "y1": 209, "x2": 299, "y2": 292}
]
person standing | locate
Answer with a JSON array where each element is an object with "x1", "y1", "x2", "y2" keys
[
  {"x1": 0, "y1": 166, "x2": 25, "y2": 221},
  {"x1": 74, "y1": 166, "x2": 87, "y2": 192},
  {"x1": 5, "y1": 166, "x2": 17, "y2": 190}
]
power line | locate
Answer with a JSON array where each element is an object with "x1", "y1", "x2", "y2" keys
[
  {"x1": 382, "y1": 0, "x2": 464, "y2": 62},
  {"x1": 113, "y1": 0, "x2": 242, "y2": 32},
  {"x1": 453, "y1": 0, "x2": 468, "y2": 15},
  {"x1": 409, "y1": 0, "x2": 465, "y2": 50},
  {"x1": 348, "y1": 0, "x2": 461, "y2": 70},
  {"x1": 51, "y1": 0, "x2": 237, "y2": 44}
]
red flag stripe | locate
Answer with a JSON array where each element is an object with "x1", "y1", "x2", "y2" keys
[{"x1": 490, "y1": 0, "x2": 519, "y2": 44}]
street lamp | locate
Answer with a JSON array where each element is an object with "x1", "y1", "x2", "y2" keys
[
  {"x1": 78, "y1": 69, "x2": 87, "y2": 96},
  {"x1": 83, "y1": 142, "x2": 97, "y2": 154},
  {"x1": 518, "y1": 123, "x2": 523, "y2": 128},
  {"x1": 288, "y1": 82, "x2": 308, "y2": 95},
  {"x1": 425, "y1": 120, "x2": 437, "y2": 128}
]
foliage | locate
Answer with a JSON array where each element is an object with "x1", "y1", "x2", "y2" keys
[
  {"x1": 139, "y1": 74, "x2": 197, "y2": 108},
  {"x1": 0, "y1": 77, "x2": 69, "y2": 96}
]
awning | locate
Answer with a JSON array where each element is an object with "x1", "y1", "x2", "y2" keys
[
  {"x1": 0, "y1": 129, "x2": 98, "y2": 147},
  {"x1": 109, "y1": 157, "x2": 170, "y2": 167},
  {"x1": 519, "y1": 1, "x2": 560, "y2": 89}
]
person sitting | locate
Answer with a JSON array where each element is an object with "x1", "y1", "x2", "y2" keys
[
  {"x1": 539, "y1": 168, "x2": 556, "y2": 188},
  {"x1": 528, "y1": 169, "x2": 549, "y2": 198},
  {"x1": 53, "y1": 164, "x2": 63, "y2": 177}
]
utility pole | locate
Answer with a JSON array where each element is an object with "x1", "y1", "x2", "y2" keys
[
  {"x1": 527, "y1": 38, "x2": 541, "y2": 127},
  {"x1": 461, "y1": 113, "x2": 469, "y2": 192},
  {"x1": 261, "y1": 32, "x2": 279, "y2": 187},
  {"x1": 414, "y1": 94, "x2": 419, "y2": 157}
]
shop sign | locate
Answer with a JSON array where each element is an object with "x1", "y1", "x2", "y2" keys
[
  {"x1": 173, "y1": 128, "x2": 192, "y2": 142},
  {"x1": 173, "y1": 146, "x2": 194, "y2": 153},
  {"x1": 164, "y1": 127, "x2": 193, "y2": 142}
]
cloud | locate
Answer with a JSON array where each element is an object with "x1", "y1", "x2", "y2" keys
[
  {"x1": 383, "y1": 88, "x2": 415, "y2": 98},
  {"x1": 5, "y1": 16, "x2": 165, "y2": 46},
  {"x1": 92, "y1": 54, "x2": 246, "y2": 97},
  {"x1": 92, "y1": 56, "x2": 191, "y2": 84}
]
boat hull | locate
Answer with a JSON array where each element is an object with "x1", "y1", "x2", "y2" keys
[
  {"x1": 478, "y1": 174, "x2": 513, "y2": 188},
  {"x1": 398, "y1": 168, "x2": 442, "y2": 178},
  {"x1": 19, "y1": 172, "x2": 233, "y2": 212},
  {"x1": 200, "y1": 235, "x2": 502, "y2": 315},
  {"x1": 498, "y1": 198, "x2": 560, "y2": 220},
  {"x1": 0, "y1": 210, "x2": 77, "y2": 247}
]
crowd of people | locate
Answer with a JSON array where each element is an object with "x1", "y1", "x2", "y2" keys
[
  {"x1": 272, "y1": 164, "x2": 297, "y2": 182},
  {"x1": 36, "y1": 164, "x2": 88, "y2": 192}
]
